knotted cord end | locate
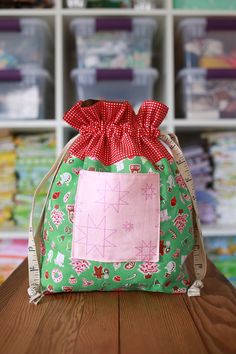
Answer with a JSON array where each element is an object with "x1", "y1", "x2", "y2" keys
[
  {"x1": 28, "y1": 287, "x2": 44, "y2": 305},
  {"x1": 187, "y1": 280, "x2": 204, "y2": 297}
]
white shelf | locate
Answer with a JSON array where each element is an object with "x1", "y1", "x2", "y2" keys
[
  {"x1": 0, "y1": 120, "x2": 57, "y2": 130},
  {"x1": 0, "y1": 0, "x2": 236, "y2": 238},
  {"x1": 174, "y1": 119, "x2": 236, "y2": 130},
  {"x1": 0, "y1": 231, "x2": 27, "y2": 240},
  {"x1": 61, "y1": 8, "x2": 167, "y2": 16},
  {"x1": 203, "y1": 225, "x2": 236, "y2": 237},
  {"x1": 0, "y1": 9, "x2": 56, "y2": 16},
  {"x1": 172, "y1": 9, "x2": 236, "y2": 16}
]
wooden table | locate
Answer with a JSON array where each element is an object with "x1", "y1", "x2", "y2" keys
[{"x1": 0, "y1": 258, "x2": 236, "y2": 354}]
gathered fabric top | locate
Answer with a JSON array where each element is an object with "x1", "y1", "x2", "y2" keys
[{"x1": 64, "y1": 100, "x2": 172, "y2": 165}]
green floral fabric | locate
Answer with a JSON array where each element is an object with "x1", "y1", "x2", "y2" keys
[{"x1": 40, "y1": 155, "x2": 194, "y2": 295}]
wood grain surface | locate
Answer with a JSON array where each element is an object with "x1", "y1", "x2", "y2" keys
[{"x1": 0, "y1": 258, "x2": 235, "y2": 354}]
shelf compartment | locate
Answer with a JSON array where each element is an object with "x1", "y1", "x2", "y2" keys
[
  {"x1": 174, "y1": 119, "x2": 236, "y2": 131},
  {"x1": 203, "y1": 224, "x2": 236, "y2": 237},
  {"x1": 0, "y1": 231, "x2": 27, "y2": 239},
  {"x1": 0, "y1": 120, "x2": 57, "y2": 130}
]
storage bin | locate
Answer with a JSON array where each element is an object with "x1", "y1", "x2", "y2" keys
[
  {"x1": 0, "y1": 69, "x2": 53, "y2": 120},
  {"x1": 173, "y1": 0, "x2": 236, "y2": 9},
  {"x1": 71, "y1": 68, "x2": 158, "y2": 110},
  {"x1": 0, "y1": 0, "x2": 54, "y2": 8},
  {"x1": 66, "y1": 0, "x2": 160, "y2": 8},
  {"x1": 70, "y1": 17, "x2": 157, "y2": 69},
  {"x1": 176, "y1": 68, "x2": 236, "y2": 119},
  {"x1": 0, "y1": 18, "x2": 52, "y2": 69},
  {"x1": 177, "y1": 18, "x2": 236, "y2": 69}
]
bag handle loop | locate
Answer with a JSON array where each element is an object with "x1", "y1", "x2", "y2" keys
[
  {"x1": 28, "y1": 135, "x2": 78, "y2": 304},
  {"x1": 159, "y1": 133, "x2": 207, "y2": 296}
]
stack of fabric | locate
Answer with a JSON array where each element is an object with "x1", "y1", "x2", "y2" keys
[
  {"x1": 0, "y1": 0, "x2": 54, "y2": 8},
  {"x1": 202, "y1": 132, "x2": 236, "y2": 225},
  {"x1": 204, "y1": 236, "x2": 236, "y2": 287},
  {"x1": 14, "y1": 133, "x2": 55, "y2": 229},
  {"x1": 183, "y1": 144, "x2": 217, "y2": 224},
  {"x1": 0, "y1": 131, "x2": 16, "y2": 230},
  {"x1": 0, "y1": 239, "x2": 27, "y2": 285}
]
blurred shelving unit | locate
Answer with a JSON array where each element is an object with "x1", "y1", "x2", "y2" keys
[{"x1": 0, "y1": 0, "x2": 236, "y2": 239}]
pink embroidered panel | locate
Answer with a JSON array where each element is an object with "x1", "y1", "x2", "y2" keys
[{"x1": 72, "y1": 170, "x2": 160, "y2": 263}]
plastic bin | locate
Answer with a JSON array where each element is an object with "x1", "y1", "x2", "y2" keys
[
  {"x1": 177, "y1": 18, "x2": 236, "y2": 69},
  {"x1": 176, "y1": 68, "x2": 236, "y2": 119},
  {"x1": 0, "y1": 0, "x2": 54, "y2": 8},
  {"x1": 173, "y1": 0, "x2": 236, "y2": 9},
  {"x1": 66, "y1": 0, "x2": 160, "y2": 8},
  {"x1": 0, "y1": 69, "x2": 53, "y2": 119},
  {"x1": 0, "y1": 18, "x2": 52, "y2": 69},
  {"x1": 71, "y1": 68, "x2": 158, "y2": 110},
  {"x1": 70, "y1": 17, "x2": 157, "y2": 69}
]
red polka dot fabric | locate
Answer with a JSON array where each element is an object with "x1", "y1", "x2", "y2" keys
[{"x1": 63, "y1": 100, "x2": 172, "y2": 165}]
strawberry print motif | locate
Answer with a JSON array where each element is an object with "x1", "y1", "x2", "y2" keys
[
  {"x1": 52, "y1": 192, "x2": 60, "y2": 199},
  {"x1": 170, "y1": 196, "x2": 177, "y2": 206}
]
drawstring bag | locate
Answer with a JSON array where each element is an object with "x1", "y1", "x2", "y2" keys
[{"x1": 28, "y1": 99, "x2": 207, "y2": 304}]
